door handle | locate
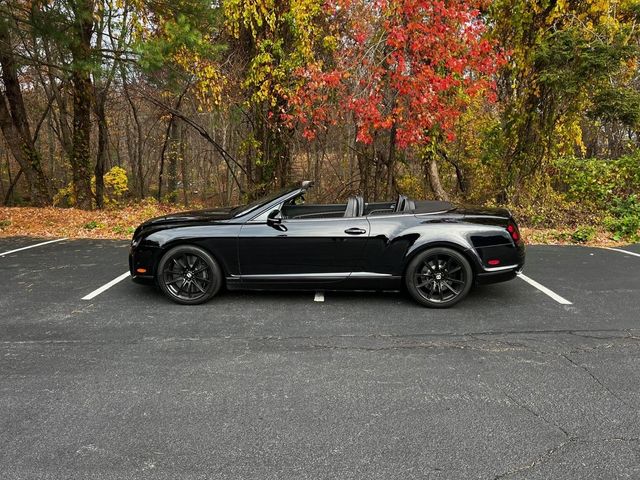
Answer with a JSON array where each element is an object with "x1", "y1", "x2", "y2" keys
[{"x1": 344, "y1": 227, "x2": 367, "y2": 235}]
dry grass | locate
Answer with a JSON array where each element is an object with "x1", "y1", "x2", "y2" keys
[{"x1": 0, "y1": 204, "x2": 630, "y2": 246}]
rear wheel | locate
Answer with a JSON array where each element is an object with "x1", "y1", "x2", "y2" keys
[
  {"x1": 157, "y1": 245, "x2": 222, "y2": 305},
  {"x1": 405, "y1": 247, "x2": 473, "y2": 308}
]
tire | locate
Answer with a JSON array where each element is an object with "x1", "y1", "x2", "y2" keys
[
  {"x1": 157, "y1": 245, "x2": 222, "y2": 305},
  {"x1": 405, "y1": 247, "x2": 473, "y2": 308}
]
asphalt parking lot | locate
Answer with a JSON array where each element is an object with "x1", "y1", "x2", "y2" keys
[{"x1": 1, "y1": 237, "x2": 639, "y2": 479}]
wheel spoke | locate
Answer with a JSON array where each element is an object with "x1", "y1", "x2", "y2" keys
[
  {"x1": 173, "y1": 257, "x2": 187, "y2": 269},
  {"x1": 192, "y1": 280, "x2": 206, "y2": 293},
  {"x1": 166, "y1": 277, "x2": 184, "y2": 285},
  {"x1": 445, "y1": 278, "x2": 465, "y2": 285},
  {"x1": 442, "y1": 281, "x2": 459, "y2": 295},
  {"x1": 175, "y1": 279, "x2": 187, "y2": 295}
]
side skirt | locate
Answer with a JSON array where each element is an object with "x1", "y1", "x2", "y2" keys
[{"x1": 226, "y1": 274, "x2": 402, "y2": 292}]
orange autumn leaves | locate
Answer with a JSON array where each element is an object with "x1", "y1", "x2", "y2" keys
[
  {"x1": 290, "y1": 0, "x2": 504, "y2": 147},
  {"x1": 0, "y1": 202, "x2": 184, "y2": 239}
]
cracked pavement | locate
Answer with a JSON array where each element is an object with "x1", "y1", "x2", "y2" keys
[{"x1": 0, "y1": 238, "x2": 639, "y2": 479}]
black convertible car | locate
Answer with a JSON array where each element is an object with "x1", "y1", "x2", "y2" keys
[{"x1": 129, "y1": 181, "x2": 525, "y2": 308}]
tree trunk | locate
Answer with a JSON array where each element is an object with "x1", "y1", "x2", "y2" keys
[
  {"x1": 387, "y1": 124, "x2": 397, "y2": 198},
  {"x1": 69, "y1": 0, "x2": 95, "y2": 209},
  {"x1": 425, "y1": 152, "x2": 450, "y2": 202},
  {"x1": 70, "y1": 69, "x2": 94, "y2": 209},
  {"x1": 122, "y1": 72, "x2": 144, "y2": 199},
  {"x1": 167, "y1": 118, "x2": 180, "y2": 204},
  {"x1": 158, "y1": 116, "x2": 171, "y2": 201},
  {"x1": 180, "y1": 123, "x2": 189, "y2": 206},
  {"x1": 0, "y1": 25, "x2": 51, "y2": 205},
  {"x1": 94, "y1": 98, "x2": 108, "y2": 208}
]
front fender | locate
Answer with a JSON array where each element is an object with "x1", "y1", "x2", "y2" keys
[{"x1": 138, "y1": 224, "x2": 242, "y2": 277}]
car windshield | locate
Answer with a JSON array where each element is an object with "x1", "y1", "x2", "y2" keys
[{"x1": 231, "y1": 187, "x2": 294, "y2": 217}]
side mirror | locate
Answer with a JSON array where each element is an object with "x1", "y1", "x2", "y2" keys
[{"x1": 266, "y1": 209, "x2": 282, "y2": 227}]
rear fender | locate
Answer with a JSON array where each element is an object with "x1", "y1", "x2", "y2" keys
[{"x1": 403, "y1": 239, "x2": 481, "y2": 277}]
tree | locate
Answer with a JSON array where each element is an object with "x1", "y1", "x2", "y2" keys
[
  {"x1": 223, "y1": 0, "x2": 329, "y2": 196},
  {"x1": 490, "y1": 0, "x2": 640, "y2": 202},
  {"x1": 135, "y1": 0, "x2": 226, "y2": 201},
  {"x1": 0, "y1": 15, "x2": 51, "y2": 205},
  {"x1": 292, "y1": 0, "x2": 503, "y2": 200}
]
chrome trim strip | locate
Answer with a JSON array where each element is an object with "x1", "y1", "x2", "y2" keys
[
  {"x1": 230, "y1": 272, "x2": 396, "y2": 281},
  {"x1": 349, "y1": 272, "x2": 394, "y2": 278},
  {"x1": 482, "y1": 264, "x2": 519, "y2": 273},
  {"x1": 241, "y1": 272, "x2": 349, "y2": 280}
]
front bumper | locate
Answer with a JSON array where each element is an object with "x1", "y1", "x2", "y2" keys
[{"x1": 129, "y1": 244, "x2": 158, "y2": 283}]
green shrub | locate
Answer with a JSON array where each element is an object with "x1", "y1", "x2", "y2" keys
[
  {"x1": 555, "y1": 155, "x2": 640, "y2": 211},
  {"x1": 83, "y1": 220, "x2": 104, "y2": 230},
  {"x1": 571, "y1": 226, "x2": 596, "y2": 243},
  {"x1": 0, "y1": 219, "x2": 11, "y2": 229},
  {"x1": 55, "y1": 166, "x2": 129, "y2": 208},
  {"x1": 113, "y1": 225, "x2": 135, "y2": 235},
  {"x1": 604, "y1": 195, "x2": 640, "y2": 241}
]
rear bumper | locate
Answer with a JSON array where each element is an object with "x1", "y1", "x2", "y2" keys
[
  {"x1": 468, "y1": 241, "x2": 525, "y2": 285},
  {"x1": 476, "y1": 267, "x2": 520, "y2": 285}
]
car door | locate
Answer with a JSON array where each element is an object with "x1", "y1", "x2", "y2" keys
[{"x1": 238, "y1": 216, "x2": 370, "y2": 283}]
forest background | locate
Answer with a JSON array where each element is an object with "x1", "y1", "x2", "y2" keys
[{"x1": 1, "y1": 0, "x2": 640, "y2": 245}]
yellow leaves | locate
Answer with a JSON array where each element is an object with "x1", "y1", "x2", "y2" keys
[
  {"x1": 322, "y1": 35, "x2": 338, "y2": 50},
  {"x1": 555, "y1": 118, "x2": 586, "y2": 156},
  {"x1": 173, "y1": 46, "x2": 225, "y2": 107},
  {"x1": 102, "y1": 166, "x2": 129, "y2": 204},
  {"x1": 224, "y1": 0, "x2": 277, "y2": 38},
  {"x1": 224, "y1": 0, "x2": 326, "y2": 110}
]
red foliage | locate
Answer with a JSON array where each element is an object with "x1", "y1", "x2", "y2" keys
[{"x1": 291, "y1": 0, "x2": 505, "y2": 148}]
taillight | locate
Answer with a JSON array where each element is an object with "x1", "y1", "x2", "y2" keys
[{"x1": 507, "y1": 221, "x2": 521, "y2": 243}]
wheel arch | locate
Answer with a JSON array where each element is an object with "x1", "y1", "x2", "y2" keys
[
  {"x1": 155, "y1": 239, "x2": 229, "y2": 281},
  {"x1": 401, "y1": 240, "x2": 479, "y2": 280}
]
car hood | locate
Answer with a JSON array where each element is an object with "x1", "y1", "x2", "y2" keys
[{"x1": 141, "y1": 207, "x2": 236, "y2": 228}]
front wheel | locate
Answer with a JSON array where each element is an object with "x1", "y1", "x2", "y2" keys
[
  {"x1": 405, "y1": 247, "x2": 473, "y2": 308},
  {"x1": 157, "y1": 245, "x2": 222, "y2": 305}
]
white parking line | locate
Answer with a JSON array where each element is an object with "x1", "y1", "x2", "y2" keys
[
  {"x1": 82, "y1": 271, "x2": 130, "y2": 300},
  {"x1": 0, "y1": 238, "x2": 67, "y2": 257},
  {"x1": 603, "y1": 247, "x2": 640, "y2": 258},
  {"x1": 517, "y1": 273, "x2": 573, "y2": 305},
  {"x1": 314, "y1": 292, "x2": 325, "y2": 302}
]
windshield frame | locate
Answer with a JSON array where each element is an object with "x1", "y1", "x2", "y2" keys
[{"x1": 230, "y1": 187, "x2": 299, "y2": 219}]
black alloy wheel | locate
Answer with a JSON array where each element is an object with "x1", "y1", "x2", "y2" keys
[
  {"x1": 405, "y1": 247, "x2": 473, "y2": 308},
  {"x1": 157, "y1": 245, "x2": 222, "y2": 305}
]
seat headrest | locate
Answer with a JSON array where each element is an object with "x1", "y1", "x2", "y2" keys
[
  {"x1": 344, "y1": 195, "x2": 364, "y2": 217},
  {"x1": 356, "y1": 195, "x2": 364, "y2": 216},
  {"x1": 344, "y1": 197, "x2": 358, "y2": 217},
  {"x1": 395, "y1": 194, "x2": 408, "y2": 212}
]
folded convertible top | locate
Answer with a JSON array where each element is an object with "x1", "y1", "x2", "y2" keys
[{"x1": 413, "y1": 200, "x2": 455, "y2": 214}]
